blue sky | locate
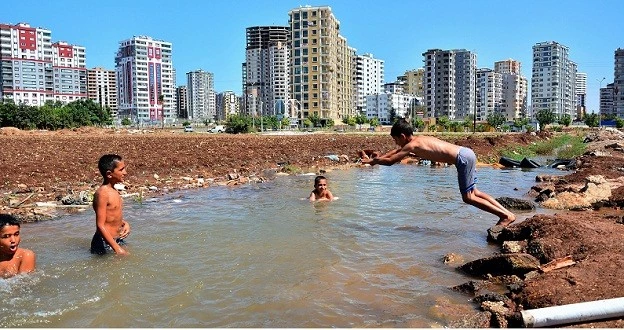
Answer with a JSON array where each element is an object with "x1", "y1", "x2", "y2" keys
[{"x1": 5, "y1": 0, "x2": 622, "y2": 112}]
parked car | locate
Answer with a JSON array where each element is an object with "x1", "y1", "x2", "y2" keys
[
  {"x1": 210, "y1": 125, "x2": 225, "y2": 133},
  {"x1": 184, "y1": 126, "x2": 194, "y2": 132}
]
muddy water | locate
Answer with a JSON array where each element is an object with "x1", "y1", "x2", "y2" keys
[{"x1": 0, "y1": 165, "x2": 562, "y2": 327}]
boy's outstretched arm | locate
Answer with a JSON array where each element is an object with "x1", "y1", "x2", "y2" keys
[{"x1": 363, "y1": 147, "x2": 412, "y2": 166}]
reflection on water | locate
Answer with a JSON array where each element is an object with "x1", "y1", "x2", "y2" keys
[{"x1": 0, "y1": 164, "x2": 563, "y2": 327}]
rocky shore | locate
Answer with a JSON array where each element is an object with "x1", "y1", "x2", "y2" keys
[{"x1": 1, "y1": 126, "x2": 623, "y2": 327}]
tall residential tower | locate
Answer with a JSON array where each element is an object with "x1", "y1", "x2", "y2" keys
[{"x1": 531, "y1": 41, "x2": 577, "y2": 119}]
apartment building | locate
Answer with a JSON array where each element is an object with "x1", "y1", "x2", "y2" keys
[
  {"x1": 216, "y1": 90, "x2": 239, "y2": 121},
  {"x1": 399, "y1": 68, "x2": 425, "y2": 97},
  {"x1": 354, "y1": 53, "x2": 384, "y2": 113},
  {"x1": 365, "y1": 92, "x2": 416, "y2": 124},
  {"x1": 0, "y1": 22, "x2": 88, "y2": 105},
  {"x1": 176, "y1": 85, "x2": 188, "y2": 119},
  {"x1": 575, "y1": 72, "x2": 587, "y2": 119},
  {"x1": 614, "y1": 48, "x2": 624, "y2": 118},
  {"x1": 531, "y1": 41, "x2": 577, "y2": 119},
  {"x1": 494, "y1": 59, "x2": 528, "y2": 120},
  {"x1": 186, "y1": 69, "x2": 215, "y2": 120},
  {"x1": 476, "y1": 68, "x2": 502, "y2": 121},
  {"x1": 600, "y1": 83, "x2": 615, "y2": 117},
  {"x1": 244, "y1": 26, "x2": 289, "y2": 117},
  {"x1": 289, "y1": 5, "x2": 355, "y2": 123},
  {"x1": 87, "y1": 67, "x2": 117, "y2": 117},
  {"x1": 423, "y1": 49, "x2": 476, "y2": 120},
  {"x1": 115, "y1": 35, "x2": 174, "y2": 125}
]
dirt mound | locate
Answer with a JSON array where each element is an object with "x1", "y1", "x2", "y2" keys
[{"x1": 0, "y1": 127, "x2": 27, "y2": 135}]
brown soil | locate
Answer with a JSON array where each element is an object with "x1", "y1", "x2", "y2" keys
[{"x1": 2, "y1": 127, "x2": 623, "y2": 327}]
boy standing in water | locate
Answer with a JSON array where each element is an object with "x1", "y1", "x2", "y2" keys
[
  {"x1": 91, "y1": 154, "x2": 131, "y2": 255},
  {"x1": 362, "y1": 119, "x2": 516, "y2": 227},
  {"x1": 309, "y1": 175, "x2": 334, "y2": 202},
  {"x1": 0, "y1": 214, "x2": 36, "y2": 278}
]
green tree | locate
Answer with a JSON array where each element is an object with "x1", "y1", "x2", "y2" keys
[
  {"x1": 369, "y1": 117, "x2": 380, "y2": 127},
  {"x1": 411, "y1": 116, "x2": 424, "y2": 131},
  {"x1": 389, "y1": 107, "x2": 397, "y2": 124},
  {"x1": 225, "y1": 114, "x2": 253, "y2": 133},
  {"x1": 325, "y1": 118, "x2": 335, "y2": 128},
  {"x1": 121, "y1": 118, "x2": 132, "y2": 126},
  {"x1": 308, "y1": 113, "x2": 321, "y2": 127},
  {"x1": 355, "y1": 113, "x2": 368, "y2": 130},
  {"x1": 486, "y1": 112, "x2": 506, "y2": 131},
  {"x1": 182, "y1": 120, "x2": 191, "y2": 126},
  {"x1": 559, "y1": 114, "x2": 572, "y2": 127},
  {"x1": 615, "y1": 117, "x2": 624, "y2": 129},
  {"x1": 513, "y1": 118, "x2": 529, "y2": 131},
  {"x1": 535, "y1": 109, "x2": 556, "y2": 130},
  {"x1": 437, "y1": 116, "x2": 450, "y2": 132},
  {"x1": 584, "y1": 113, "x2": 600, "y2": 127},
  {"x1": 303, "y1": 118, "x2": 313, "y2": 128}
]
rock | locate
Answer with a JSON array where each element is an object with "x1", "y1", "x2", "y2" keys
[
  {"x1": 197, "y1": 178, "x2": 205, "y2": 186},
  {"x1": 153, "y1": 174, "x2": 160, "y2": 180},
  {"x1": 114, "y1": 183, "x2": 126, "y2": 191},
  {"x1": 442, "y1": 252, "x2": 464, "y2": 264},
  {"x1": 447, "y1": 311, "x2": 492, "y2": 328},
  {"x1": 458, "y1": 253, "x2": 541, "y2": 277},
  {"x1": 227, "y1": 172, "x2": 239, "y2": 180},
  {"x1": 149, "y1": 186, "x2": 158, "y2": 191},
  {"x1": 481, "y1": 301, "x2": 510, "y2": 328},
  {"x1": 339, "y1": 154, "x2": 349, "y2": 162},
  {"x1": 474, "y1": 293, "x2": 508, "y2": 304},
  {"x1": 502, "y1": 241, "x2": 526, "y2": 254},
  {"x1": 451, "y1": 280, "x2": 486, "y2": 295},
  {"x1": 181, "y1": 176, "x2": 193, "y2": 182},
  {"x1": 496, "y1": 197, "x2": 536, "y2": 211}
]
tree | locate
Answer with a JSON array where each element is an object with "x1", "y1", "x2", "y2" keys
[
  {"x1": 308, "y1": 113, "x2": 321, "y2": 127},
  {"x1": 615, "y1": 117, "x2": 624, "y2": 129},
  {"x1": 410, "y1": 116, "x2": 424, "y2": 131},
  {"x1": 281, "y1": 117, "x2": 290, "y2": 128},
  {"x1": 325, "y1": 118, "x2": 335, "y2": 128},
  {"x1": 535, "y1": 109, "x2": 556, "y2": 130},
  {"x1": 389, "y1": 107, "x2": 397, "y2": 124},
  {"x1": 486, "y1": 112, "x2": 506, "y2": 131},
  {"x1": 584, "y1": 113, "x2": 600, "y2": 127},
  {"x1": 437, "y1": 116, "x2": 450, "y2": 132},
  {"x1": 225, "y1": 114, "x2": 253, "y2": 133},
  {"x1": 369, "y1": 117, "x2": 379, "y2": 127},
  {"x1": 355, "y1": 113, "x2": 368, "y2": 130},
  {"x1": 158, "y1": 94, "x2": 165, "y2": 129},
  {"x1": 121, "y1": 118, "x2": 132, "y2": 126},
  {"x1": 303, "y1": 118, "x2": 313, "y2": 128},
  {"x1": 513, "y1": 118, "x2": 529, "y2": 131},
  {"x1": 182, "y1": 120, "x2": 191, "y2": 126},
  {"x1": 559, "y1": 114, "x2": 572, "y2": 127}
]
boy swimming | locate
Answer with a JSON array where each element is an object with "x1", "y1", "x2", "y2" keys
[
  {"x1": 0, "y1": 214, "x2": 36, "y2": 278},
  {"x1": 309, "y1": 175, "x2": 334, "y2": 202}
]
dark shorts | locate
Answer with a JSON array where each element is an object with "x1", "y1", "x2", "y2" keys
[
  {"x1": 456, "y1": 147, "x2": 478, "y2": 194},
  {"x1": 90, "y1": 232, "x2": 125, "y2": 255}
]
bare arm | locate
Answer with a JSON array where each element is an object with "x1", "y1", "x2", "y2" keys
[
  {"x1": 362, "y1": 148, "x2": 401, "y2": 165},
  {"x1": 119, "y1": 220, "x2": 131, "y2": 239},
  {"x1": 94, "y1": 191, "x2": 127, "y2": 255},
  {"x1": 309, "y1": 191, "x2": 316, "y2": 201},
  {"x1": 326, "y1": 190, "x2": 334, "y2": 201},
  {"x1": 367, "y1": 145, "x2": 414, "y2": 166},
  {"x1": 18, "y1": 249, "x2": 36, "y2": 273}
]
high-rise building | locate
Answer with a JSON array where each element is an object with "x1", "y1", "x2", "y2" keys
[
  {"x1": 186, "y1": 69, "x2": 215, "y2": 120},
  {"x1": 176, "y1": 85, "x2": 188, "y2": 119},
  {"x1": 365, "y1": 92, "x2": 416, "y2": 125},
  {"x1": 354, "y1": 53, "x2": 384, "y2": 113},
  {"x1": 494, "y1": 59, "x2": 528, "y2": 120},
  {"x1": 244, "y1": 26, "x2": 290, "y2": 117},
  {"x1": 216, "y1": 90, "x2": 239, "y2": 121},
  {"x1": 614, "y1": 48, "x2": 624, "y2": 118},
  {"x1": 0, "y1": 22, "x2": 88, "y2": 105},
  {"x1": 87, "y1": 67, "x2": 118, "y2": 118},
  {"x1": 115, "y1": 35, "x2": 174, "y2": 125},
  {"x1": 423, "y1": 49, "x2": 476, "y2": 120},
  {"x1": 52, "y1": 41, "x2": 86, "y2": 103},
  {"x1": 531, "y1": 41, "x2": 577, "y2": 119},
  {"x1": 476, "y1": 68, "x2": 502, "y2": 121},
  {"x1": 575, "y1": 72, "x2": 587, "y2": 119},
  {"x1": 400, "y1": 68, "x2": 425, "y2": 97},
  {"x1": 289, "y1": 5, "x2": 355, "y2": 123},
  {"x1": 600, "y1": 83, "x2": 615, "y2": 117}
]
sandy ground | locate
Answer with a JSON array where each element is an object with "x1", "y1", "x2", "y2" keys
[{"x1": 2, "y1": 126, "x2": 623, "y2": 327}]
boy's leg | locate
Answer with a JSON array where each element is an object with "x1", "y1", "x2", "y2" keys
[{"x1": 462, "y1": 189, "x2": 516, "y2": 226}]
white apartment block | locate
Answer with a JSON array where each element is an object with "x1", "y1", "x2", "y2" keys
[
  {"x1": 354, "y1": 53, "x2": 384, "y2": 113},
  {"x1": 87, "y1": 67, "x2": 117, "y2": 117},
  {"x1": 575, "y1": 72, "x2": 587, "y2": 118},
  {"x1": 186, "y1": 69, "x2": 215, "y2": 120},
  {"x1": 531, "y1": 41, "x2": 577, "y2": 119},
  {"x1": 476, "y1": 68, "x2": 502, "y2": 121},
  {"x1": 365, "y1": 92, "x2": 416, "y2": 125},
  {"x1": 423, "y1": 49, "x2": 476, "y2": 120},
  {"x1": 0, "y1": 22, "x2": 88, "y2": 106},
  {"x1": 494, "y1": 59, "x2": 528, "y2": 120},
  {"x1": 216, "y1": 90, "x2": 239, "y2": 121},
  {"x1": 244, "y1": 26, "x2": 289, "y2": 117},
  {"x1": 289, "y1": 5, "x2": 355, "y2": 123},
  {"x1": 614, "y1": 48, "x2": 624, "y2": 118},
  {"x1": 115, "y1": 35, "x2": 174, "y2": 125}
]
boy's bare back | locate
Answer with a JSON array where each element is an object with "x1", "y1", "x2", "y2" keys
[{"x1": 403, "y1": 135, "x2": 461, "y2": 165}]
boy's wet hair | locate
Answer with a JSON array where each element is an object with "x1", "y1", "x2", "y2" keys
[
  {"x1": 314, "y1": 175, "x2": 327, "y2": 186},
  {"x1": 98, "y1": 154, "x2": 122, "y2": 177},
  {"x1": 390, "y1": 118, "x2": 414, "y2": 137},
  {"x1": 0, "y1": 214, "x2": 20, "y2": 229}
]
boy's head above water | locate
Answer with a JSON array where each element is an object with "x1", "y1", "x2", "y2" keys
[
  {"x1": 98, "y1": 154, "x2": 126, "y2": 184},
  {"x1": 0, "y1": 214, "x2": 21, "y2": 255},
  {"x1": 314, "y1": 175, "x2": 328, "y2": 191}
]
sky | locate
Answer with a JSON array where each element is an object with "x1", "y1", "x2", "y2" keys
[{"x1": 4, "y1": 0, "x2": 623, "y2": 112}]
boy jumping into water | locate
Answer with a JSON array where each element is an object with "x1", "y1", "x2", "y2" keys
[
  {"x1": 0, "y1": 214, "x2": 36, "y2": 278},
  {"x1": 92, "y1": 154, "x2": 131, "y2": 255},
  {"x1": 362, "y1": 119, "x2": 516, "y2": 227},
  {"x1": 309, "y1": 175, "x2": 334, "y2": 202}
]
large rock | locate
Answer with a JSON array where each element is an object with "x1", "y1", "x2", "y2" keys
[
  {"x1": 458, "y1": 253, "x2": 541, "y2": 277},
  {"x1": 541, "y1": 175, "x2": 613, "y2": 210},
  {"x1": 496, "y1": 197, "x2": 536, "y2": 211}
]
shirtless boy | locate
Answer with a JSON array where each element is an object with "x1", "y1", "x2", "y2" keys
[
  {"x1": 91, "y1": 154, "x2": 131, "y2": 255},
  {"x1": 309, "y1": 175, "x2": 334, "y2": 202},
  {"x1": 362, "y1": 119, "x2": 516, "y2": 227},
  {"x1": 0, "y1": 214, "x2": 36, "y2": 278}
]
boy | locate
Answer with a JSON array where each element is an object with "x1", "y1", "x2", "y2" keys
[
  {"x1": 309, "y1": 175, "x2": 334, "y2": 202},
  {"x1": 92, "y1": 154, "x2": 131, "y2": 255},
  {"x1": 362, "y1": 119, "x2": 516, "y2": 227},
  {"x1": 0, "y1": 214, "x2": 36, "y2": 278}
]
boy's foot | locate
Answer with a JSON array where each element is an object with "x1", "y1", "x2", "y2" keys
[{"x1": 496, "y1": 214, "x2": 516, "y2": 227}]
